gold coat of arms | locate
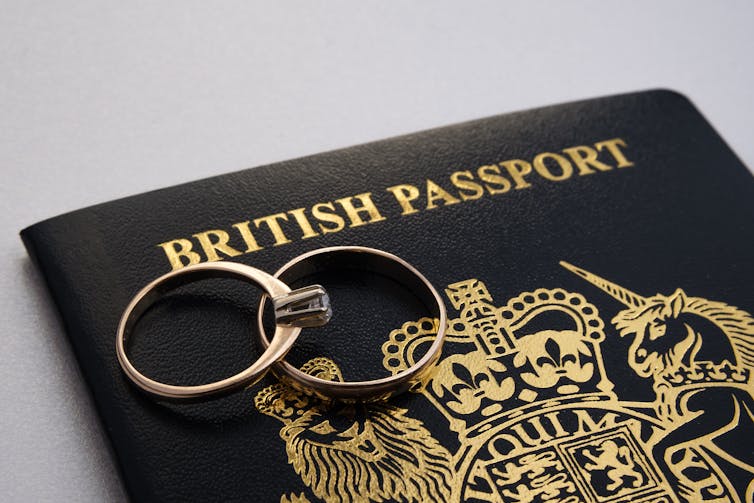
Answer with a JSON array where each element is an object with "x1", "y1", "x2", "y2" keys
[{"x1": 255, "y1": 262, "x2": 754, "y2": 503}]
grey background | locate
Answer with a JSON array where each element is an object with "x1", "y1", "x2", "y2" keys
[{"x1": 1, "y1": 1, "x2": 752, "y2": 501}]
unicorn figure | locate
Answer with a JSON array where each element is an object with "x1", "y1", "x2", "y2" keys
[{"x1": 561, "y1": 261, "x2": 754, "y2": 500}]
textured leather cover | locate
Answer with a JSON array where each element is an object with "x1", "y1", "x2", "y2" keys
[{"x1": 21, "y1": 91, "x2": 754, "y2": 503}]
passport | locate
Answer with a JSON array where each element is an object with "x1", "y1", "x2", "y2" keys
[{"x1": 21, "y1": 90, "x2": 754, "y2": 503}]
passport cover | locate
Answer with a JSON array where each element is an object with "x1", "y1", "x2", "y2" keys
[{"x1": 21, "y1": 90, "x2": 754, "y2": 503}]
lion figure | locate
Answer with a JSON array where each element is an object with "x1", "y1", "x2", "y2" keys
[{"x1": 255, "y1": 358, "x2": 453, "y2": 503}]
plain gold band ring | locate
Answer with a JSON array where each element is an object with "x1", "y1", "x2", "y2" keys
[{"x1": 256, "y1": 246, "x2": 447, "y2": 402}]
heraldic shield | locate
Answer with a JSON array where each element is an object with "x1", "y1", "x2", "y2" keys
[{"x1": 255, "y1": 262, "x2": 754, "y2": 503}]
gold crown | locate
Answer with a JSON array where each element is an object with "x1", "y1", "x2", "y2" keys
[
  {"x1": 382, "y1": 279, "x2": 615, "y2": 435},
  {"x1": 255, "y1": 357, "x2": 343, "y2": 422},
  {"x1": 664, "y1": 360, "x2": 750, "y2": 387},
  {"x1": 254, "y1": 382, "x2": 296, "y2": 419}
]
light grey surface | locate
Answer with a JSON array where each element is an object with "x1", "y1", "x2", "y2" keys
[{"x1": 1, "y1": 1, "x2": 752, "y2": 500}]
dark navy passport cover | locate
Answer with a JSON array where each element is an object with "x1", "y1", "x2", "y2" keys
[{"x1": 21, "y1": 91, "x2": 754, "y2": 502}]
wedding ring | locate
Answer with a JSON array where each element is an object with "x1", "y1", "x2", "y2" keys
[
  {"x1": 256, "y1": 246, "x2": 447, "y2": 401},
  {"x1": 116, "y1": 261, "x2": 330, "y2": 400},
  {"x1": 117, "y1": 247, "x2": 445, "y2": 402}
]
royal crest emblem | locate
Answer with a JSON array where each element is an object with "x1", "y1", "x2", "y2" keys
[{"x1": 256, "y1": 262, "x2": 754, "y2": 503}]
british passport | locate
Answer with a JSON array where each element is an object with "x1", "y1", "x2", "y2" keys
[{"x1": 21, "y1": 90, "x2": 754, "y2": 502}]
